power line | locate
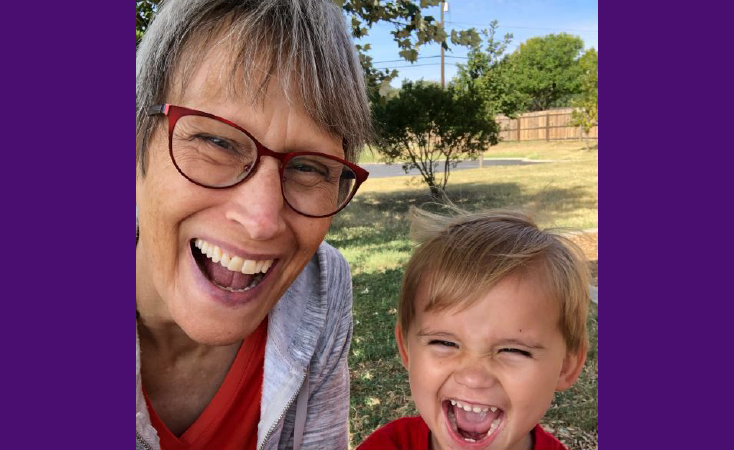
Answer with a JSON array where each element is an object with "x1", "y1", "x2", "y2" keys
[
  {"x1": 373, "y1": 62, "x2": 462, "y2": 69},
  {"x1": 372, "y1": 55, "x2": 469, "y2": 64},
  {"x1": 446, "y1": 21, "x2": 598, "y2": 33}
]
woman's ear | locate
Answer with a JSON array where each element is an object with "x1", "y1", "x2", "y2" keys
[
  {"x1": 395, "y1": 323, "x2": 409, "y2": 369},
  {"x1": 555, "y1": 344, "x2": 588, "y2": 391}
]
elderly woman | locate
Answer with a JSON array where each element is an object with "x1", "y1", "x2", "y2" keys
[{"x1": 135, "y1": 1, "x2": 371, "y2": 449}]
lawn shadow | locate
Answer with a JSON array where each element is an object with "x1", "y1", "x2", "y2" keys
[{"x1": 349, "y1": 268, "x2": 417, "y2": 446}]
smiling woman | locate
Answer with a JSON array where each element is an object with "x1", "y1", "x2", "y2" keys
[{"x1": 135, "y1": 1, "x2": 372, "y2": 449}]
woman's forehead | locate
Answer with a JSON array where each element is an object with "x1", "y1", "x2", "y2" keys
[{"x1": 170, "y1": 45, "x2": 278, "y2": 105}]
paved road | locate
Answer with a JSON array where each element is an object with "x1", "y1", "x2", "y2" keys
[{"x1": 362, "y1": 159, "x2": 549, "y2": 179}]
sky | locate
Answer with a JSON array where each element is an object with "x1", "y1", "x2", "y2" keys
[{"x1": 355, "y1": 0, "x2": 598, "y2": 87}]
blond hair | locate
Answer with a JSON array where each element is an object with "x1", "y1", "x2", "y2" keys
[{"x1": 399, "y1": 206, "x2": 590, "y2": 353}]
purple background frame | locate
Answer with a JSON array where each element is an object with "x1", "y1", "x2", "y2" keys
[
  {"x1": 0, "y1": 2, "x2": 130, "y2": 449},
  {"x1": 0, "y1": 2, "x2": 731, "y2": 449}
]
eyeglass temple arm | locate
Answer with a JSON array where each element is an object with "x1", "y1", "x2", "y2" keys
[{"x1": 146, "y1": 104, "x2": 170, "y2": 116}]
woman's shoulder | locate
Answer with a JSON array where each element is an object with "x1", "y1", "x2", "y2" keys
[
  {"x1": 316, "y1": 241, "x2": 352, "y2": 295},
  {"x1": 317, "y1": 241, "x2": 350, "y2": 276}
]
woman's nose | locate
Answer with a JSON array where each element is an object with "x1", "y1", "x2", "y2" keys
[
  {"x1": 224, "y1": 157, "x2": 287, "y2": 240},
  {"x1": 453, "y1": 360, "x2": 497, "y2": 390}
]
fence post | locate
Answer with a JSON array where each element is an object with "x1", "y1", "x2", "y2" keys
[
  {"x1": 517, "y1": 116, "x2": 521, "y2": 141},
  {"x1": 546, "y1": 113, "x2": 551, "y2": 141}
]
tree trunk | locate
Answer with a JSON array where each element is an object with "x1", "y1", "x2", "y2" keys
[{"x1": 429, "y1": 184, "x2": 444, "y2": 200}]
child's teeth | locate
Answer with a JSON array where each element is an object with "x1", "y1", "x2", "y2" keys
[
  {"x1": 489, "y1": 417, "x2": 500, "y2": 433},
  {"x1": 480, "y1": 407, "x2": 489, "y2": 412},
  {"x1": 464, "y1": 438, "x2": 476, "y2": 443},
  {"x1": 450, "y1": 400, "x2": 456, "y2": 406},
  {"x1": 472, "y1": 406, "x2": 482, "y2": 413},
  {"x1": 490, "y1": 406, "x2": 497, "y2": 412},
  {"x1": 462, "y1": 404, "x2": 472, "y2": 412}
]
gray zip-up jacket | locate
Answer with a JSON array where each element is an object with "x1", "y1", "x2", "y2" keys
[{"x1": 136, "y1": 242, "x2": 353, "y2": 450}]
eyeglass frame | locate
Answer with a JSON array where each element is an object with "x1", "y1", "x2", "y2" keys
[{"x1": 146, "y1": 104, "x2": 369, "y2": 218}]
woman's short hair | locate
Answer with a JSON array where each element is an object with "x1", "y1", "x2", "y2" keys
[
  {"x1": 136, "y1": 0, "x2": 372, "y2": 172},
  {"x1": 398, "y1": 206, "x2": 591, "y2": 354}
]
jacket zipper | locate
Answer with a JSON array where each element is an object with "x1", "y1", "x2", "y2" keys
[
  {"x1": 257, "y1": 370, "x2": 307, "y2": 450},
  {"x1": 136, "y1": 431, "x2": 154, "y2": 450}
]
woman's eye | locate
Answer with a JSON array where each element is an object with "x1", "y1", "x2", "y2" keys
[
  {"x1": 197, "y1": 134, "x2": 235, "y2": 151},
  {"x1": 499, "y1": 348, "x2": 532, "y2": 357},
  {"x1": 292, "y1": 163, "x2": 328, "y2": 176},
  {"x1": 428, "y1": 340, "x2": 458, "y2": 348}
]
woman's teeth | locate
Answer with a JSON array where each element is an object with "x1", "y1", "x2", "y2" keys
[{"x1": 195, "y1": 239, "x2": 274, "y2": 275}]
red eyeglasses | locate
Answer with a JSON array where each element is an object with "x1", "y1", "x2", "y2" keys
[{"x1": 147, "y1": 104, "x2": 369, "y2": 218}]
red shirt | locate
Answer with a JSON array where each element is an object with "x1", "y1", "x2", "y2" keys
[
  {"x1": 356, "y1": 416, "x2": 567, "y2": 450},
  {"x1": 143, "y1": 319, "x2": 268, "y2": 450}
]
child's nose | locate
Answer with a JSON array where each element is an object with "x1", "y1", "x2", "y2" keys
[{"x1": 454, "y1": 361, "x2": 497, "y2": 390}]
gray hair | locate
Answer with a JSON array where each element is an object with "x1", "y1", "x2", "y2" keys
[{"x1": 136, "y1": 0, "x2": 372, "y2": 173}]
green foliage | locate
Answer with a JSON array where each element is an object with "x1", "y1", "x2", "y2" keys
[
  {"x1": 136, "y1": 0, "x2": 159, "y2": 47},
  {"x1": 341, "y1": 1, "x2": 479, "y2": 102},
  {"x1": 571, "y1": 48, "x2": 598, "y2": 149},
  {"x1": 453, "y1": 20, "x2": 524, "y2": 119},
  {"x1": 504, "y1": 33, "x2": 585, "y2": 111},
  {"x1": 371, "y1": 81, "x2": 499, "y2": 197}
]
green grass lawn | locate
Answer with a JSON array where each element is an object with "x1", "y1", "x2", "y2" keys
[{"x1": 331, "y1": 140, "x2": 598, "y2": 449}]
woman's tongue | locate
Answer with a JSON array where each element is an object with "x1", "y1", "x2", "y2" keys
[
  {"x1": 203, "y1": 257, "x2": 254, "y2": 289},
  {"x1": 454, "y1": 405, "x2": 496, "y2": 437}
]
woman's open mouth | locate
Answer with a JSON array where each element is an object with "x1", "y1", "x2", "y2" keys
[
  {"x1": 191, "y1": 238, "x2": 276, "y2": 293},
  {"x1": 443, "y1": 398, "x2": 504, "y2": 447}
]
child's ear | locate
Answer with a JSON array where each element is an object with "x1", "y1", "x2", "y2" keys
[
  {"x1": 555, "y1": 344, "x2": 587, "y2": 391},
  {"x1": 395, "y1": 323, "x2": 409, "y2": 369}
]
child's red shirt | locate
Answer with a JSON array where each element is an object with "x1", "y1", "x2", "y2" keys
[{"x1": 356, "y1": 416, "x2": 567, "y2": 450}]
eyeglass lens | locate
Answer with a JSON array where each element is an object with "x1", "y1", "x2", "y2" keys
[{"x1": 171, "y1": 115, "x2": 357, "y2": 217}]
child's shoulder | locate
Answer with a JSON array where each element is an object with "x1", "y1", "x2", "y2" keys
[
  {"x1": 356, "y1": 416, "x2": 430, "y2": 450},
  {"x1": 533, "y1": 424, "x2": 569, "y2": 450}
]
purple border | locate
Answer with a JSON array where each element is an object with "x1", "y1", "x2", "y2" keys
[
  {"x1": 0, "y1": 3, "x2": 129, "y2": 448},
  {"x1": 603, "y1": 3, "x2": 734, "y2": 449},
  {"x1": 4, "y1": 2, "x2": 732, "y2": 449}
]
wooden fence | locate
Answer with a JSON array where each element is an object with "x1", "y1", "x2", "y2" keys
[{"x1": 495, "y1": 107, "x2": 598, "y2": 142}]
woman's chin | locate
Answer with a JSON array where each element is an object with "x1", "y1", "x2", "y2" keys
[{"x1": 172, "y1": 304, "x2": 264, "y2": 345}]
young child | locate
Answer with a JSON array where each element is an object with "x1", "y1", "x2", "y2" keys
[{"x1": 357, "y1": 207, "x2": 591, "y2": 450}]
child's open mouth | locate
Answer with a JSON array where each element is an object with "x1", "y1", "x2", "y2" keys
[
  {"x1": 443, "y1": 398, "x2": 504, "y2": 446},
  {"x1": 191, "y1": 238, "x2": 276, "y2": 292}
]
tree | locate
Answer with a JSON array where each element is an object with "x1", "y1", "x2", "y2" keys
[
  {"x1": 504, "y1": 33, "x2": 585, "y2": 111},
  {"x1": 572, "y1": 48, "x2": 598, "y2": 150},
  {"x1": 135, "y1": 1, "x2": 480, "y2": 101},
  {"x1": 136, "y1": 0, "x2": 159, "y2": 47},
  {"x1": 372, "y1": 81, "x2": 499, "y2": 198},
  {"x1": 453, "y1": 20, "x2": 524, "y2": 119}
]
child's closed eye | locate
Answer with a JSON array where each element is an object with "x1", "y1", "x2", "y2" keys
[
  {"x1": 499, "y1": 348, "x2": 532, "y2": 357},
  {"x1": 428, "y1": 339, "x2": 459, "y2": 348}
]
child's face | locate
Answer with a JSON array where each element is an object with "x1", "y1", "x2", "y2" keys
[{"x1": 397, "y1": 274, "x2": 585, "y2": 450}]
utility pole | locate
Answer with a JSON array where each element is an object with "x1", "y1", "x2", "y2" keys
[{"x1": 440, "y1": 2, "x2": 447, "y2": 88}]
